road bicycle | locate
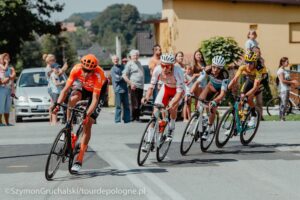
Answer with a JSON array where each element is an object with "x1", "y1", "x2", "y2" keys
[
  {"x1": 45, "y1": 100, "x2": 88, "y2": 181},
  {"x1": 137, "y1": 104, "x2": 173, "y2": 166},
  {"x1": 215, "y1": 96, "x2": 261, "y2": 148},
  {"x1": 180, "y1": 96, "x2": 219, "y2": 155},
  {"x1": 266, "y1": 87, "x2": 300, "y2": 116}
]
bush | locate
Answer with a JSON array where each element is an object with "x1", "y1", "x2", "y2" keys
[{"x1": 200, "y1": 36, "x2": 244, "y2": 66}]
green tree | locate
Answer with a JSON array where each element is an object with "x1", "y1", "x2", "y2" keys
[
  {"x1": 0, "y1": 0, "x2": 64, "y2": 59},
  {"x1": 200, "y1": 37, "x2": 244, "y2": 66}
]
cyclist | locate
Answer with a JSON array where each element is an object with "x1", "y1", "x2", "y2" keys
[
  {"x1": 228, "y1": 50, "x2": 262, "y2": 128},
  {"x1": 192, "y1": 56, "x2": 229, "y2": 140},
  {"x1": 53, "y1": 54, "x2": 107, "y2": 173},
  {"x1": 142, "y1": 53, "x2": 185, "y2": 143}
]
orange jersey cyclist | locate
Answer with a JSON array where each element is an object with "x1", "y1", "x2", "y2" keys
[
  {"x1": 142, "y1": 53, "x2": 185, "y2": 142},
  {"x1": 54, "y1": 54, "x2": 108, "y2": 173}
]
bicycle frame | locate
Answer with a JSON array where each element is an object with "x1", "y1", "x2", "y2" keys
[
  {"x1": 233, "y1": 100, "x2": 256, "y2": 135},
  {"x1": 151, "y1": 105, "x2": 169, "y2": 148},
  {"x1": 289, "y1": 91, "x2": 300, "y2": 108}
]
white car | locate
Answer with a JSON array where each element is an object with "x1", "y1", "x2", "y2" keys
[{"x1": 14, "y1": 68, "x2": 52, "y2": 122}]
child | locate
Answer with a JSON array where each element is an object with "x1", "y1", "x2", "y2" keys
[{"x1": 183, "y1": 64, "x2": 195, "y2": 122}]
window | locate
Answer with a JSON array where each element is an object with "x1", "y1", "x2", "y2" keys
[
  {"x1": 289, "y1": 22, "x2": 300, "y2": 43},
  {"x1": 249, "y1": 24, "x2": 258, "y2": 30}
]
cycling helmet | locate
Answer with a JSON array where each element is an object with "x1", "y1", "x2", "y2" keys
[
  {"x1": 212, "y1": 55, "x2": 226, "y2": 68},
  {"x1": 244, "y1": 50, "x2": 258, "y2": 62},
  {"x1": 161, "y1": 53, "x2": 175, "y2": 64},
  {"x1": 80, "y1": 54, "x2": 98, "y2": 70}
]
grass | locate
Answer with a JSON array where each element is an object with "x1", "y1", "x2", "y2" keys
[{"x1": 263, "y1": 114, "x2": 300, "y2": 121}]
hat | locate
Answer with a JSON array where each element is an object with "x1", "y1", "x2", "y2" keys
[{"x1": 51, "y1": 63, "x2": 61, "y2": 69}]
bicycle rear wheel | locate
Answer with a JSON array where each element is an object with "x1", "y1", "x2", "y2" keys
[
  {"x1": 201, "y1": 111, "x2": 219, "y2": 152},
  {"x1": 215, "y1": 108, "x2": 235, "y2": 148},
  {"x1": 137, "y1": 119, "x2": 155, "y2": 166},
  {"x1": 45, "y1": 129, "x2": 68, "y2": 181},
  {"x1": 156, "y1": 123, "x2": 172, "y2": 162},
  {"x1": 266, "y1": 97, "x2": 292, "y2": 116},
  {"x1": 240, "y1": 107, "x2": 261, "y2": 145},
  {"x1": 180, "y1": 113, "x2": 199, "y2": 156}
]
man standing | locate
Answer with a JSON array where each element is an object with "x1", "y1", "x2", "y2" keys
[
  {"x1": 110, "y1": 55, "x2": 130, "y2": 123},
  {"x1": 148, "y1": 44, "x2": 162, "y2": 75},
  {"x1": 122, "y1": 50, "x2": 144, "y2": 121}
]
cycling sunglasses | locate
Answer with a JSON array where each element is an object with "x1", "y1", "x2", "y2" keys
[
  {"x1": 82, "y1": 68, "x2": 93, "y2": 73},
  {"x1": 161, "y1": 63, "x2": 173, "y2": 69},
  {"x1": 212, "y1": 65, "x2": 222, "y2": 70},
  {"x1": 245, "y1": 61, "x2": 255, "y2": 65}
]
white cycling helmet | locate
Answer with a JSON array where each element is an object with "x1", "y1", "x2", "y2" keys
[
  {"x1": 212, "y1": 56, "x2": 226, "y2": 68},
  {"x1": 161, "y1": 53, "x2": 175, "y2": 64}
]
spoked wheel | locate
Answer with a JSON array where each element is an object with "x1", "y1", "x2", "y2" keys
[
  {"x1": 240, "y1": 108, "x2": 261, "y2": 145},
  {"x1": 137, "y1": 119, "x2": 156, "y2": 166},
  {"x1": 215, "y1": 108, "x2": 235, "y2": 148},
  {"x1": 156, "y1": 122, "x2": 172, "y2": 162},
  {"x1": 180, "y1": 113, "x2": 199, "y2": 156},
  {"x1": 200, "y1": 112, "x2": 219, "y2": 152},
  {"x1": 266, "y1": 97, "x2": 292, "y2": 116},
  {"x1": 45, "y1": 129, "x2": 68, "y2": 181},
  {"x1": 68, "y1": 124, "x2": 83, "y2": 174}
]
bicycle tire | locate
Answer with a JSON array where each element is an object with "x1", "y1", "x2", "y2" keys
[
  {"x1": 180, "y1": 113, "x2": 199, "y2": 156},
  {"x1": 266, "y1": 97, "x2": 292, "y2": 116},
  {"x1": 137, "y1": 119, "x2": 155, "y2": 166},
  {"x1": 201, "y1": 111, "x2": 219, "y2": 152},
  {"x1": 215, "y1": 108, "x2": 235, "y2": 148},
  {"x1": 45, "y1": 129, "x2": 68, "y2": 181},
  {"x1": 156, "y1": 123, "x2": 172, "y2": 162},
  {"x1": 240, "y1": 107, "x2": 261, "y2": 145}
]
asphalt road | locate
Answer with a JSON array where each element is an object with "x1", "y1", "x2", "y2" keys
[{"x1": 0, "y1": 108, "x2": 300, "y2": 200}]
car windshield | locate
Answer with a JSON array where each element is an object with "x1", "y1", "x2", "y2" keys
[{"x1": 19, "y1": 72, "x2": 48, "y2": 87}]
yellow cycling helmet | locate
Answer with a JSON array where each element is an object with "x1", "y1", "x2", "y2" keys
[{"x1": 244, "y1": 50, "x2": 258, "y2": 62}]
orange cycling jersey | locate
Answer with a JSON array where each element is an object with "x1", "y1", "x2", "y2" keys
[{"x1": 66, "y1": 64, "x2": 106, "y2": 95}]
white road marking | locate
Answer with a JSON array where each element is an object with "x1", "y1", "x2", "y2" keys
[{"x1": 7, "y1": 165, "x2": 29, "y2": 168}]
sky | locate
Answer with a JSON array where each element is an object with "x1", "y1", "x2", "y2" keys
[{"x1": 49, "y1": 0, "x2": 162, "y2": 21}]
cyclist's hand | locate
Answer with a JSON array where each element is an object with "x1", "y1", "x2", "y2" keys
[
  {"x1": 52, "y1": 103, "x2": 60, "y2": 114},
  {"x1": 209, "y1": 101, "x2": 217, "y2": 112}
]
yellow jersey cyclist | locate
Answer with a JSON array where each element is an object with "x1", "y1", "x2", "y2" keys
[
  {"x1": 228, "y1": 50, "x2": 263, "y2": 128},
  {"x1": 142, "y1": 53, "x2": 185, "y2": 144},
  {"x1": 53, "y1": 54, "x2": 107, "y2": 173},
  {"x1": 192, "y1": 56, "x2": 229, "y2": 140}
]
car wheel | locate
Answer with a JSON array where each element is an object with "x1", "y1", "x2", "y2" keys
[{"x1": 16, "y1": 116, "x2": 23, "y2": 123}]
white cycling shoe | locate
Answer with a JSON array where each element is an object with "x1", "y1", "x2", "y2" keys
[
  {"x1": 247, "y1": 117, "x2": 256, "y2": 127},
  {"x1": 71, "y1": 162, "x2": 82, "y2": 173}
]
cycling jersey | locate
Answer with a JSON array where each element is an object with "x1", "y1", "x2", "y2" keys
[
  {"x1": 197, "y1": 69, "x2": 229, "y2": 92},
  {"x1": 236, "y1": 65, "x2": 263, "y2": 82},
  {"x1": 66, "y1": 64, "x2": 106, "y2": 95}
]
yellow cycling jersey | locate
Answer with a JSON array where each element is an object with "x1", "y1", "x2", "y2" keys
[{"x1": 237, "y1": 65, "x2": 264, "y2": 81}]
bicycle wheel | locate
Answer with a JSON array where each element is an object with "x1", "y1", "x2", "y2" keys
[
  {"x1": 137, "y1": 119, "x2": 156, "y2": 166},
  {"x1": 156, "y1": 122, "x2": 172, "y2": 162},
  {"x1": 240, "y1": 107, "x2": 261, "y2": 145},
  {"x1": 266, "y1": 97, "x2": 292, "y2": 116},
  {"x1": 45, "y1": 129, "x2": 68, "y2": 181},
  {"x1": 215, "y1": 108, "x2": 235, "y2": 148},
  {"x1": 180, "y1": 113, "x2": 199, "y2": 156},
  {"x1": 201, "y1": 111, "x2": 219, "y2": 152}
]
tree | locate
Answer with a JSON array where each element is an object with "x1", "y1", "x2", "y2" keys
[
  {"x1": 0, "y1": 0, "x2": 64, "y2": 59},
  {"x1": 200, "y1": 37, "x2": 244, "y2": 66}
]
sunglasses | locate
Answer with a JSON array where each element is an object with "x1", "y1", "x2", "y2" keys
[
  {"x1": 82, "y1": 68, "x2": 93, "y2": 73},
  {"x1": 212, "y1": 65, "x2": 222, "y2": 70},
  {"x1": 161, "y1": 63, "x2": 173, "y2": 69},
  {"x1": 245, "y1": 61, "x2": 255, "y2": 65}
]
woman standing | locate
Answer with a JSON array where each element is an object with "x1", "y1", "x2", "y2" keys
[
  {"x1": 277, "y1": 57, "x2": 298, "y2": 121},
  {"x1": 175, "y1": 51, "x2": 185, "y2": 69}
]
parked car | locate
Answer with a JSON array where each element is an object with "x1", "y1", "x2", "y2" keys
[{"x1": 14, "y1": 68, "x2": 64, "y2": 122}]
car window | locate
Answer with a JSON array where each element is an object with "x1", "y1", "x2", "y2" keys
[
  {"x1": 143, "y1": 65, "x2": 151, "y2": 84},
  {"x1": 19, "y1": 72, "x2": 48, "y2": 87}
]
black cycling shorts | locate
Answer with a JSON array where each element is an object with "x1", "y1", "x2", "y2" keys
[{"x1": 241, "y1": 78, "x2": 254, "y2": 94}]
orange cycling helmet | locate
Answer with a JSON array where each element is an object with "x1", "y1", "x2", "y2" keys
[{"x1": 80, "y1": 54, "x2": 98, "y2": 70}]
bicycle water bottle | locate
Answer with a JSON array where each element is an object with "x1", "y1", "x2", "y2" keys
[{"x1": 159, "y1": 120, "x2": 167, "y2": 134}]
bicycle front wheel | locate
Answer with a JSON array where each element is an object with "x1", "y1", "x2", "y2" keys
[
  {"x1": 156, "y1": 123, "x2": 172, "y2": 162},
  {"x1": 240, "y1": 107, "x2": 261, "y2": 145},
  {"x1": 180, "y1": 113, "x2": 199, "y2": 156},
  {"x1": 45, "y1": 129, "x2": 68, "y2": 181},
  {"x1": 137, "y1": 119, "x2": 156, "y2": 166},
  {"x1": 201, "y1": 111, "x2": 219, "y2": 152},
  {"x1": 215, "y1": 108, "x2": 235, "y2": 148}
]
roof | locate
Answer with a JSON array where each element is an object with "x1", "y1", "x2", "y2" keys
[
  {"x1": 21, "y1": 67, "x2": 46, "y2": 73},
  {"x1": 136, "y1": 32, "x2": 155, "y2": 56},
  {"x1": 222, "y1": 0, "x2": 300, "y2": 5},
  {"x1": 77, "y1": 43, "x2": 110, "y2": 60}
]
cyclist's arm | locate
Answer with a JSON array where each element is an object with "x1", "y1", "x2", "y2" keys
[
  {"x1": 145, "y1": 66, "x2": 161, "y2": 101},
  {"x1": 86, "y1": 93, "x2": 100, "y2": 117},
  {"x1": 245, "y1": 79, "x2": 260, "y2": 97},
  {"x1": 214, "y1": 79, "x2": 229, "y2": 103},
  {"x1": 228, "y1": 68, "x2": 242, "y2": 89},
  {"x1": 171, "y1": 66, "x2": 185, "y2": 105},
  {"x1": 190, "y1": 70, "x2": 206, "y2": 93},
  {"x1": 57, "y1": 68, "x2": 77, "y2": 104}
]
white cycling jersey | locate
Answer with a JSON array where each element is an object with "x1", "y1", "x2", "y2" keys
[{"x1": 150, "y1": 65, "x2": 185, "y2": 93}]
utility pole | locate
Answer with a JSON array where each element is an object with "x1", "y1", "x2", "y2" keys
[{"x1": 116, "y1": 36, "x2": 121, "y2": 64}]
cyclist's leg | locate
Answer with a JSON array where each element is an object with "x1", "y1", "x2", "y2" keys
[{"x1": 67, "y1": 90, "x2": 82, "y2": 121}]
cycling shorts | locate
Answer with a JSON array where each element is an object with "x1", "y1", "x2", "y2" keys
[{"x1": 154, "y1": 84, "x2": 177, "y2": 107}]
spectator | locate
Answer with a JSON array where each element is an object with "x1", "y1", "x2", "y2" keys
[
  {"x1": 183, "y1": 64, "x2": 195, "y2": 122},
  {"x1": 0, "y1": 53, "x2": 16, "y2": 126},
  {"x1": 277, "y1": 57, "x2": 298, "y2": 121},
  {"x1": 122, "y1": 58, "x2": 128, "y2": 65},
  {"x1": 49, "y1": 63, "x2": 66, "y2": 125},
  {"x1": 148, "y1": 44, "x2": 162, "y2": 75},
  {"x1": 175, "y1": 51, "x2": 185, "y2": 69},
  {"x1": 122, "y1": 49, "x2": 144, "y2": 121},
  {"x1": 245, "y1": 30, "x2": 259, "y2": 50},
  {"x1": 110, "y1": 55, "x2": 130, "y2": 123}
]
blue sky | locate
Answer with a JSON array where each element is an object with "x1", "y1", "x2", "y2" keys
[{"x1": 49, "y1": 0, "x2": 162, "y2": 21}]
